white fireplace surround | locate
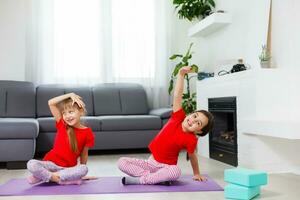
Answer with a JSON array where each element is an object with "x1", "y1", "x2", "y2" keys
[{"x1": 196, "y1": 68, "x2": 300, "y2": 174}]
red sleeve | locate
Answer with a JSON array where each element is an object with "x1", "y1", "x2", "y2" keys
[
  {"x1": 55, "y1": 118, "x2": 65, "y2": 129},
  {"x1": 186, "y1": 137, "x2": 198, "y2": 154},
  {"x1": 85, "y1": 129, "x2": 95, "y2": 148},
  {"x1": 171, "y1": 108, "x2": 186, "y2": 121}
]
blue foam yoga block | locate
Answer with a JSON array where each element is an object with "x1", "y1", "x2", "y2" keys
[
  {"x1": 225, "y1": 184, "x2": 260, "y2": 200},
  {"x1": 224, "y1": 168, "x2": 267, "y2": 187}
]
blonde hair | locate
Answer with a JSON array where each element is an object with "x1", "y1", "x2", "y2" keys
[{"x1": 59, "y1": 98, "x2": 86, "y2": 153}]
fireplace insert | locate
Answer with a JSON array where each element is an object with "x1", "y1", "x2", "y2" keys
[{"x1": 208, "y1": 97, "x2": 237, "y2": 166}]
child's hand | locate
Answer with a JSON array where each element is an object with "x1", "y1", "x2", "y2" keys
[
  {"x1": 193, "y1": 174, "x2": 207, "y2": 182},
  {"x1": 69, "y1": 93, "x2": 85, "y2": 108},
  {"x1": 179, "y1": 66, "x2": 193, "y2": 76}
]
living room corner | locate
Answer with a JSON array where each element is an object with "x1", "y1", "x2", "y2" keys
[{"x1": 0, "y1": 0, "x2": 299, "y2": 199}]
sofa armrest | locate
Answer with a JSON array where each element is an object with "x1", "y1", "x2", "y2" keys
[{"x1": 149, "y1": 108, "x2": 172, "y2": 119}]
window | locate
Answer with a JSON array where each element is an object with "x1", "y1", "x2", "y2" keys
[
  {"x1": 111, "y1": 0, "x2": 155, "y2": 79},
  {"x1": 53, "y1": 0, "x2": 102, "y2": 82}
]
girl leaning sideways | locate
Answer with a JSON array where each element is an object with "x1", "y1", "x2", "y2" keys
[{"x1": 118, "y1": 66, "x2": 214, "y2": 185}]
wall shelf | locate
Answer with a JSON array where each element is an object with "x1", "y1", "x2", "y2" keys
[
  {"x1": 188, "y1": 12, "x2": 232, "y2": 37},
  {"x1": 239, "y1": 119, "x2": 300, "y2": 140}
]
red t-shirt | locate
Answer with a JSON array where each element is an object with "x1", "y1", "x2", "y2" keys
[
  {"x1": 149, "y1": 108, "x2": 198, "y2": 165},
  {"x1": 43, "y1": 118, "x2": 94, "y2": 167}
]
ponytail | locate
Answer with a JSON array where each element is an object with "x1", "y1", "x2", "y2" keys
[{"x1": 66, "y1": 125, "x2": 78, "y2": 153}]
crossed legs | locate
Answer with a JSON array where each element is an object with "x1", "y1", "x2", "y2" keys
[
  {"x1": 27, "y1": 159, "x2": 88, "y2": 184},
  {"x1": 118, "y1": 156, "x2": 181, "y2": 185}
]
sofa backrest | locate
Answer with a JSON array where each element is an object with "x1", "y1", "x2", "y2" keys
[
  {"x1": 0, "y1": 80, "x2": 36, "y2": 118},
  {"x1": 36, "y1": 85, "x2": 94, "y2": 117},
  {"x1": 93, "y1": 83, "x2": 149, "y2": 115},
  {"x1": 1, "y1": 81, "x2": 148, "y2": 117}
]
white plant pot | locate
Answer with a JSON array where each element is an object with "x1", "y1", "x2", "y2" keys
[{"x1": 260, "y1": 60, "x2": 270, "y2": 68}]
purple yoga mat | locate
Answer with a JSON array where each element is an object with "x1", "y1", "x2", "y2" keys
[{"x1": 0, "y1": 175, "x2": 223, "y2": 196}]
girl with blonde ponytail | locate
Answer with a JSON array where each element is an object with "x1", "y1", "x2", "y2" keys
[{"x1": 27, "y1": 93, "x2": 95, "y2": 185}]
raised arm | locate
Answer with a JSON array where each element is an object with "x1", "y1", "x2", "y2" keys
[
  {"x1": 48, "y1": 93, "x2": 85, "y2": 122},
  {"x1": 173, "y1": 66, "x2": 192, "y2": 112}
]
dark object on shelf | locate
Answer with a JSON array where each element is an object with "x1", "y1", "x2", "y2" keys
[
  {"x1": 218, "y1": 59, "x2": 248, "y2": 76},
  {"x1": 198, "y1": 72, "x2": 214, "y2": 80},
  {"x1": 230, "y1": 59, "x2": 246, "y2": 73}
]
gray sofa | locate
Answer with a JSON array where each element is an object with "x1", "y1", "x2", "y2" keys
[
  {"x1": 0, "y1": 81, "x2": 38, "y2": 168},
  {"x1": 0, "y1": 80, "x2": 171, "y2": 169}
]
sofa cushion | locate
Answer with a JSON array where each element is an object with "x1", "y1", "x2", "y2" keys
[
  {"x1": 93, "y1": 83, "x2": 122, "y2": 115},
  {"x1": 36, "y1": 86, "x2": 64, "y2": 117},
  {"x1": 149, "y1": 108, "x2": 172, "y2": 119},
  {"x1": 36, "y1": 85, "x2": 93, "y2": 117},
  {"x1": 94, "y1": 130, "x2": 159, "y2": 150},
  {"x1": 37, "y1": 118, "x2": 56, "y2": 132},
  {"x1": 81, "y1": 116, "x2": 102, "y2": 131},
  {"x1": 0, "y1": 88, "x2": 5, "y2": 117},
  {"x1": 0, "y1": 118, "x2": 39, "y2": 139},
  {"x1": 93, "y1": 83, "x2": 149, "y2": 115},
  {"x1": 38, "y1": 116, "x2": 101, "y2": 132},
  {"x1": 98, "y1": 115, "x2": 161, "y2": 131},
  {"x1": 0, "y1": 140, "x2": 35, "y2": 162},
  {"x1": 0, "y1": 81, "x2": 36, "y2": 118},
  {"x1": 119, "y1": 83, "x2": 148, "y2": 114}
]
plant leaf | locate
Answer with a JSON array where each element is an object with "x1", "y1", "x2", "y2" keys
[
  {"x1": 182, "y1": 93, "x2": 189, "y2": 99},
  {"x1": 169, "y1": 54, "x2": 183, "y2": 60},
  {"x1": 190, "y1": 64, "x2": 199, "y2": 73},
  {"x1": 168, "y1": 79, "x2": 174, "y2": 95},
  {"x1": 207, "y1": 0, "x2": 215, "y2": 7},
  {"x1": 173, "y1": 0, "x2": 184, "y2": 4},
  {"x1": 185, "y1": 43, "x2": 193, "y2": 58},
  {"x1": 173, "y1": 62, "x2": 184, "y2": 76}
]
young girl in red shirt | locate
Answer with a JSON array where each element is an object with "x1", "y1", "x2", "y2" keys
[
  {"x1": 118, "y1": 66, "x2": 214, "y2": 185},
  {"x1": 27, "y1": 93, "x2": 94, "y2": 185}
]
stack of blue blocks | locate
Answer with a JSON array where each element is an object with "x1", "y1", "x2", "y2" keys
[{"x1": 224, "y1": 168, "x2": 268, "y2": 200}]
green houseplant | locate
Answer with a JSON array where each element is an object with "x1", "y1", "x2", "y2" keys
[
  {"x1": 169, "y1": 43, "x2": 199, "y2": 114},
  {"x1": 172, "y1": 0, "x2": 216, "y2": 21},
  {"x1": 259, "y1": 44, "x2": 271, "y2": 68}
]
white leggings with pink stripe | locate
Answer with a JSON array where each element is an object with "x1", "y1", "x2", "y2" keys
[
  {"x1": 27, "y1": 159, "x2": 88, "y2": 182},
  {"x1": 118, "y1": 156, "x2": 181, "y2": 184}
]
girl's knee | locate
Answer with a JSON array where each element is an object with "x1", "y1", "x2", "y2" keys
[
  {"x1": 78, "y1": 165, "x2": 88, "y2": 176},
  {"x1": 117, "y1": 157, "x2": 129, "y2": 169},
  {"x1": 169, "y1": 166, "x2": 181, "y2": 179},
  {"x1": 27, "y1": 159, "x2": 38, "y2": 171}
]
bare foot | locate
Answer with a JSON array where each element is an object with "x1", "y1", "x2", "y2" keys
[
  {"x1": 50, "y1": 172, "x2": 60, "y2": 183},
  {"x1": 27, "y1": 175, "x2": 42, "y2": 184},
  {"x1": 81, "y1": 176, "x2": 99, "y2": 180}
]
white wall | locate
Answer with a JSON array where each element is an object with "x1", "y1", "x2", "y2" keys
[
  {"x1": 171, "y1": 0, "x2": 300, "y2": 71},
  {"x1": 271, "y1": 0, "x2": 300, "y2": 69},
  {"x1": 171, "y1": 0, "x2": 270, "y2": 72},
  {"x1": 170, "y1": 0, "x2": 300, "y2": 174},
  {"x1": 0, "y1": 0, "x2": 27, "y2": 81}
]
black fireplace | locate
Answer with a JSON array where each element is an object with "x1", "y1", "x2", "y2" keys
[{"x1": 208, "y1": 97, "x2": 237, "y2": 166}]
